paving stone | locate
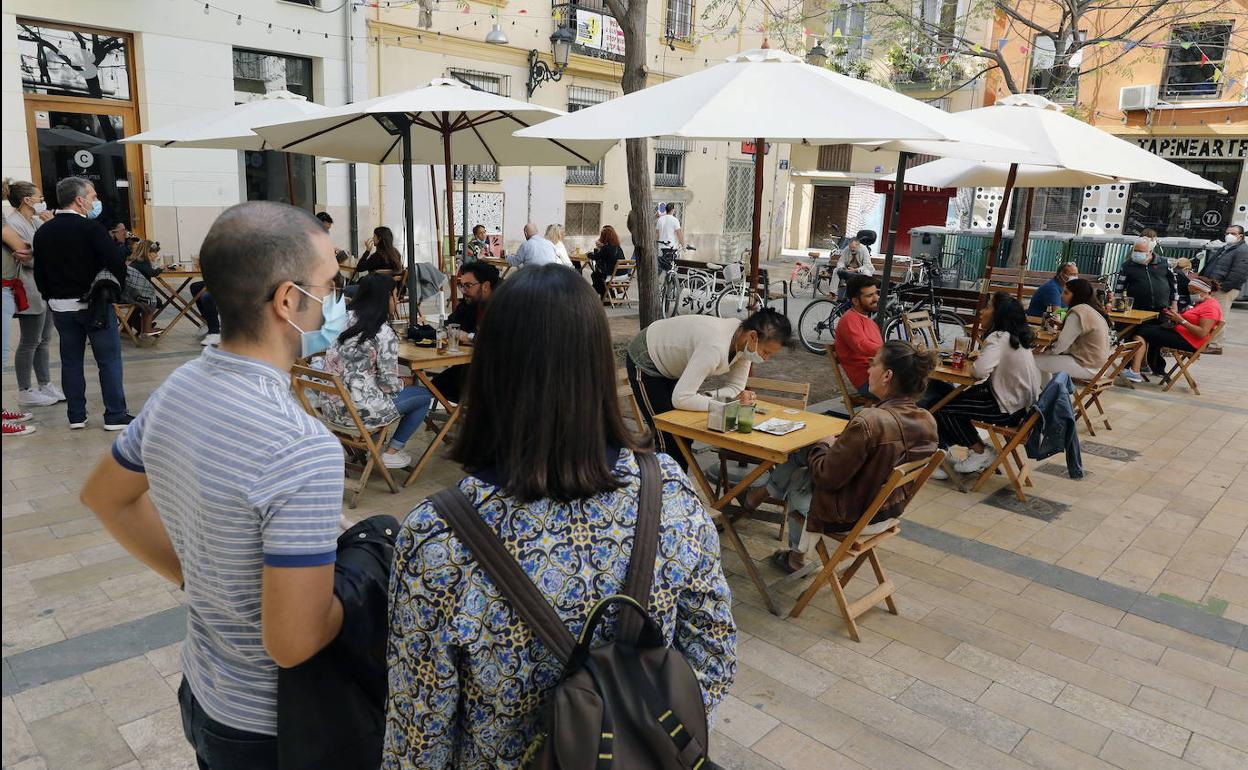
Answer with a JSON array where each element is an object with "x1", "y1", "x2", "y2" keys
[
  {"x1": 959, "y1": 581, "x2": 1061, "y2": 625},
  {"x1": 1183, "y1": 735, "x2": 1248, "y2": 770},
  {"x1": 988, "y1": 611, "x2": 1098, "y2": 662},
  {"x1": 816, "y1": 679, "x2": 945, "y2": 750},
  {"x1": 915, "y1": 609, "x2": 1027, "y2": 661},
  {"x1": 932, "y1": 554, "x2": 1032, "y2": 594},
  {"x1": 892, "y1": 580, "x2": 994, "y2": 624},
  {"x1": 837, "y1": 728, "x2": 951, "y2": 770},
  {"x1": 1131, "y1": 686, "x2": 1248, "y2": 753},
  {"x1": 945, "y1": 643, "x2": 1065, "y2": 702},
  {"x1": 730, "y1": 665, "x2": 865, "y2": 752},
  {"x1": 708, "y1": 733, "x2": 784, "y2": 770},
  {"x1": 713, "y1": 694, "x2": 780, "y2": 748},
  {"x1": 1158, "y1": 648, "x2": 1248, "y2": 698},
  {"x1": 1054, "y1": 685, "x2": 1191, "y2": 757},
  {"x1": 1206, "y1": 688, "x2": 1248, "y2": 721},
  {"x1": 750, "y1": 724, "x2": 867, "y2": 770},
  {"x1": 3, "y1": 697, "x2": 40, "y2": 768},
  {"x1": 11, "y1": 676, "x2": 94, "y2": 724},
  {"x1": 82, "y1": 657, "x2": 176, "y2": 726},
  {"x1": 924, "y1": 728, "x2": 1036, "y2": 770},
  {"x1": 26, "y1": 703, "x2": 135, "y2": 770},
  {"x1": 1086, "y1": 647, "x2": 1215, "y2": 707},
  {"x1": 799, "y1": 640, "x2": 914, "y2": 699},
  {"x1": 1097, "y1": 732, "x2": 1204, "y2": 770},
  {"x1": 116, "y1": 705, "x2": 197, "y2": 770},
  {"x1": 1010, "y1": 729, "x2": 1118, "y2": 770},
  {"x1": 874, "y1": 642, "x2": 990, "y2": 701},
  {"x1": 1051, "y1": 612, "x2": 1167, "y2": 662},
  {"x1": 982, "y1": 488, "x2": 1069, "y2": 521},
  {"x1": 857, "y1": 613, "x2": 958, "y2": 659},
  {"x1": 738, "y1": 638, "x2": 839, "y2": 699},
  {"x1": 895, "y1": 680, "x2": 1026, "y2": 753},
  {"x1": 977, "y1": 682, "x2": 1110, "y2": 755},
  {"x1": 1116, "y1": 613, "x2": 1235, "y2": 665},
  {"x1": 732, "y1": 601, "x2": 822, "y2": 656}
]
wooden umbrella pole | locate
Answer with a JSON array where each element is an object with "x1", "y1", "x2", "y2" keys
[
  {"x1": 748, "y1": 136, "x2": 765, "y2": 307},
  {"x1": 401, "y1": 127, "x2": 419, "y2": 325},
  {"x1": 877, "y1": 152, "x2": 911, "y2": 331},
  {"x1": 443, "y1": 117, "x2": 459, "y2": 306},
  {"x1": 970, "y1": 162, "x2": 1018, "y2": 342},
  {"x1": 1015, "y1": 190, "x2": 1035, "y2": 301},
  {"x1": 429, "y1": 163, "x2": 441, "y2": 312}
]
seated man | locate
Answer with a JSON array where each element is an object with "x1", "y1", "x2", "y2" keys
[
  {"x1": 1027, "y1": 262, "x2": 1078, "y2": 318},
  {"x1": 834, "y1": 274, "x2": 883, "y2": 398},
  {"x1": 430, "y1": 261, "x2": 499, "y2": 403},
  {"x1": 831, "y1": 238, "x2": 873, "y2": 299},
  {"x1": 745, "y1": 341, "x2": 940, "y2": 572}
]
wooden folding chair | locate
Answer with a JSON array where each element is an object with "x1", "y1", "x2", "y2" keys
[
  {"x1": 1159, "y1": 321, "x2": 1223, "y2": 395},
  {"x1": 827, "y1": 345, "x2": 873, "y2": 417},
  {"x1": 789, "y1": 451, "x2": 946, "y2": 641},
  {"x1": 970, "y1": 411, "x2": 1041, "y2": 502},
  {"x1": 900, "y1": 309, "x2": 938, "y2": 351},
  {"x1": 1072, "y1": 340, "x2": 1141, "y2": 435},
  {"x1": 113, "y1": 304, "x2": 142, "y2": 345},
  {"x1": 604, "y1": 260, "x2": 636, "y2": 307},
  {"x1": 617, "y1": 367, "x2": 646, "y2": 438},
  {"x1": 290, "y1": 364, "x2": 400, "y2": 509}
]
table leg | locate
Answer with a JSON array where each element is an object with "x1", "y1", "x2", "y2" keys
[
  {"x1": 670, "y1": 436, "x2": 782, "y2": 616},
  {"x1": 402, "y1": 368, "x2": 458, "y2": 489},
  {"x1": 154, "y1": 277, "x2": 206, "y2": 333},
  {"x1": 928, "y1": 382, "x2": 970, "y2": 414}
]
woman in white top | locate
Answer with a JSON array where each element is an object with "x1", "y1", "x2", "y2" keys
[
  {"x1": 544, "y1": 224, "x2": 574, "y2": 268},
  {"x1": 625, "y1": 309, "x2": 790, "y2": 466},
  {"x1": 2, "y1": 178, "x2": 62, "y2": 408},
  {"x1": 1035, "y1": 278, "x2": 1111, "y2": 382},
  {"x1": 933, "y1": 292, "x2": 1041, "y2": 476}
]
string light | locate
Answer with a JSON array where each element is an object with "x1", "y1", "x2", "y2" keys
[{"x1": 203, "y1": 3, "x2": 209, "y2": 14}]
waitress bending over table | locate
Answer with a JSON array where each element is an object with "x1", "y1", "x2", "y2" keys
[{"x1": 625, "y1": 309, "x2": 790, "y2": 467}]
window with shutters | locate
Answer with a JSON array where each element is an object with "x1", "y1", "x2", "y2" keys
[
  {"x1": 565, "y1": 202, "x2": 602, "y2": 237},
  {"x1": 1161, "y1": 24, "x2": 1231, "y2": 101},
  {"x1": 817, "y1": 145, "x2": 852, "y2": 172},
  {"x1": 1030, "y1": 187, "x2": 1082, "y2": 233}
]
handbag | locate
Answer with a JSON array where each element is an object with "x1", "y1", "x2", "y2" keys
[{"x1": 405, "y1": 322, "x2": 437, "y2": 346}]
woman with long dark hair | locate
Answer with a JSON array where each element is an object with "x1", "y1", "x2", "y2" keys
[
  {"x1": 321, "y1": 273, "x2": 431, "y2": 469},
  {"x1": 356, "y1": 226, "x2": 404, "y2": 274},
  {"x1": 932, "y1": 292, "x2": 1041, "y2": 477},
  {"x1": 1036, "y1": 277, "x2": 1110, "y2": 382},
  {"x1": 384, "y1": 265, "x2": 736, "y2": 768},
  {"x1": 587, "y1": 224, "x2": 624, "y2": 299}
]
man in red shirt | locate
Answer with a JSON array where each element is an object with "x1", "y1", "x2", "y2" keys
[{"x1": 834, "y1": 275, "x2": 883, "y2": 396}]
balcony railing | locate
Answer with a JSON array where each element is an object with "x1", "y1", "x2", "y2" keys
[
  {"x1": 552, "y1": 2, "x2": 624, "y2": 63},
  {"x1": 567, "y1": 164, "x2": 604, "y2": 185},
  {"x1": 453, "y1": 164, "x2": 499, "y2": 182}
]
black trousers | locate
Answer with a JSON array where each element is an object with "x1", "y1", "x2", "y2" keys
[
  {"x1": 934, "y1": 382, "x2": 1027, "y2": 449},
  {"x1": 625, "y1": 356, "x2": 686, "y2": 470},
  {"x1": 179, "y1": 680, "x2": 277, "y2": 770},
  {"x1": 1136, "y1": 322, "x2": 1195, "y2": 376}
]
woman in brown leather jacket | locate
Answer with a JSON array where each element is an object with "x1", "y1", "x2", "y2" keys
[{"x1": 746, "y1": 340, "x2": 940, "y2": 572}]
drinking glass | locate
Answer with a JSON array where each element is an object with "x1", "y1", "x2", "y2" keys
[
  {"x1": 736, "y1": 404, "x2": 756, "y2": 434},
  {"x1": 1123, "y1": 296, "x2": 1135, "y2": 312},
  {"x1": 446, "y1": 323, "x2": 461, "y2": 353}
]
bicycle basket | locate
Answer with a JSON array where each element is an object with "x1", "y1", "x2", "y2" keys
[{"x1": 722, "y1": 262, "x2": 744, "y2": 282}]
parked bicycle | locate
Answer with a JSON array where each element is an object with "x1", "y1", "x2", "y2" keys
[
  {"x1": 797, "y1": 256, "x2": 967, "y2": 353},
  {"x1": 661, "y1": 259, "x2": 719, "y2": 317}
]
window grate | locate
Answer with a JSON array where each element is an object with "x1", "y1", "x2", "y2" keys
[
  {"x1": 565, "y1": 202, "x2": 602, "y2": 237},
  {"x1": 1161, "y1": 24, "x2": 1231, "y2": 101},
  {"x1": 817, "y1": 145, "x2": 852, "y2": 172},
  {"x1": 665, "y1": 0, "x2": 694, "y2": 42}
]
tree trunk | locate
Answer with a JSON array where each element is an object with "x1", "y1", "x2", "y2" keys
[
  {"x1": 1007, "y1": 188, "x2": 1031, "y2": 267},
  {"x1": 609, "y1": 0, "x2": 659, "y2": 327}
]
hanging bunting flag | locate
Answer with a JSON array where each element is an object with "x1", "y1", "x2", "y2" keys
[
  {"x1": 833, "y1": 27, "x2": 843, "y2": 38},
  {"x1": 1020, "y1": 44, "x2": 1029, "y2": 54},
  {"x1": 1212, "y1": 67, "x2": 1222, "y2": 83},
  {"x1": 862, "y1": 33, "x2": 871, "y2": 42},
  {"x1": 1098, "y1": 40, "x2": 1111, "y2": 48},
  {"x1": 998, "y1": 37, "x2": 1008, "y2": 50},
  {"x1": 972, "y1": 42, "x2": 982, "y2": 54},
  {"x1": 1124, "y1": 40, "x2": 1137, "y2": 51},
  {"x1": 1181, "y1": 41, "x2": 1193, "y2": 50},
  {"x1": 1200, "y1": 52, "x2": 1210, "y2": 65},
  {"x1": 938, "y1": 53, "x2": 949, "y2": 64}
]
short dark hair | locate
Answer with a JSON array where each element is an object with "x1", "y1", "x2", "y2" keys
[
  {"x1": 459, "y1": 261, "x2": 501, "y2": 288},
  {"x1": 472, "y1": 224, "x2": 485, "y2": 235},
  {"x1": 56, "y1": 177, "x2": 92, "y2": 209},
  {"x1": 740, "y1": 307, "x2": 791, "y2": 343},
  {"x1": 987, "y1": 291, "x2": 1035, "y2": 350},
  {"x1": 877, "y1": 340, "x2": 936, "y2": 399},
  {"x1": 846, "y1": 274, "x2": 881, "y2": 302},
  {"x1": 452, "y1": 265, "x2": 646, "y2": 502},
  {"x1": 1229, "y1": 224, "x2": 1245, "y2": 236},
  {"x1": 200, "y1": 201, "x2": 327, "y2": 344},
  {"x1": 315, "y1": 211, "x2": 333, "y2": 224}
]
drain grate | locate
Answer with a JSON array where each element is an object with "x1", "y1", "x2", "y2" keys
[
  {"x1": 1081, "y1": 441, "x2": 1140, "y2": 462},
  {"x1": 983, "y1": 487, "x2": 1070, "y2": 522}
]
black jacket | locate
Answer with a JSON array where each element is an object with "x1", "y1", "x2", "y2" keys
[
  {"x1": 1201, "y1": 240, "x2": 1248, "y2": 292},
  {"x1": 32, "y1": 213, "x2": 126, "y2": 301},
  {"x1": 447, "y1": 296, "x2": 484, "y2": 336},
  {"x1": 589, "y1": 243, "x2": 625, "y2": 277},
  {"x1": 1115, "y1": 259, "x2": 1174, "y2": 311},
  {"x1": 277, "y1": 515, "x2": 399, "y2": 770}
]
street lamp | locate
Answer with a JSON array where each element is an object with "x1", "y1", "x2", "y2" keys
[
  {"x1": 806, "y1": 40, "x2": 828, "y2": 68},
  {"x1": 527, "y1": 23, "x2": 576, "y2": 96}
]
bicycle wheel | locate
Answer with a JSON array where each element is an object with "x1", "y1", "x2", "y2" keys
[
  {"x1": 798, "y1": 298, "x2": 844, "y2": 354},
  {"x1": 686, "y1": 273, "x2": 717, "y2": 315},
  {"x1": 932, "y1": 310, "x2": 967, "y2": 347},
  {"x1": 788, "y1": 265, "x2": 813, "y2": 298},
  {"x1": 715, "y1": 285, "x2": 762, "y2": 320},
  {"x1": 661, "y1": 273, "x2": 680, "y2": 318}
]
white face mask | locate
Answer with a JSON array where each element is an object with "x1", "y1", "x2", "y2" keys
[
  {"x1": 1225, "y1": 233, "x2": 1242, "y2": 245},
  {"x1": 741, "y1": 336, "x2": 765, "y2": 365},
  {"x1": 31, "y1": 201, "x2": 47, "y2": 214}
]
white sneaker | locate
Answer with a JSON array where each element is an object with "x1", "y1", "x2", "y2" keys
[
  {"x1": 954, "y1": 448, "x2": 997, "y2": 475},
  {"x1": 201, "y1": 334, "x2": 221, "y2": 346},
  {"x1": 860, "y1": 518, "x2": 899, "y2": 536},
  {"x1": 382, "y1": 449, "x2": 412, "y2": 469},
  {"x1": 39, "y1": 383, "x2": 66, "y2": 403},
  {"x1": 17, "y1": 388, "x2": 57, "y2": 407},
  {"x1": 69, "y1": 419, "x2": 88, "y2": 430},
  {"x1": 929, "y1": 466, "x2": 949, "y2": 481},
  {"x1": 1120, "y1": 369, "x2": 1144, "y2": 383}
]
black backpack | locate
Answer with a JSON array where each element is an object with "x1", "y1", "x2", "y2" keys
[{"x1": 429, "y1": 453, "x2": 716, "y2": 770}]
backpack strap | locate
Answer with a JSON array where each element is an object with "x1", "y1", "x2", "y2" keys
[
  {"x1": 429, "y1": 488, "x2": 577, "y2": 664},
  {"x1": 618, "y1": 451, "x2": 661, "y2": 644}
]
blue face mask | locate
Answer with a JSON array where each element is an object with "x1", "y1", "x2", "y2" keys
[
  {"x1": 288, "y1": 285, "x2": 347, "y2": 357},
  {"x1": 86, "y1": 200, "x2": 102, "y2": 219},
  {"x1": 1130, "y1": 251, "x2": 1149, "y2": 264}
]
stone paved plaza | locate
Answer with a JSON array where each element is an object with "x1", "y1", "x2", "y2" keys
[{"x1": 3, "y1": 308, "x2": 1247, "y2": 770}]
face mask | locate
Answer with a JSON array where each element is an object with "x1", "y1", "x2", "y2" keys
[
  {"x1": 1130, "y1": 251, "x2": 1150, "y2": 264},
  {"x1": 287, "y1": 285, "x2": 347, "y2": 357},
  {"x1": 29, "y1": 200, "x2": 46, "y2": 214},
  {"x1": 85, "y1": 200, "x2": 102, "y2": 219},
  {"x1": 741, "y1": 336, "x2": 765, "y2": 365},
  {"x1": 1225, "y1": 234, "x2": 1242, "y2": 245}
]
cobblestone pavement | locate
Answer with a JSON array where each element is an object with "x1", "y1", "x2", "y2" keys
[{"x1": 3, "y1": 304, "x2": 1246, "y2": 770}]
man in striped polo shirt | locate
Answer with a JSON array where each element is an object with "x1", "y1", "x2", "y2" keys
[{"x1": 82, "y1": 201, "x2": 347, "y2": 768}]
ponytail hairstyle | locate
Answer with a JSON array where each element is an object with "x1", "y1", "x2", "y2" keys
[
  {"x1": 3, "y1": 179, "x2": 40, "y2": 210},
  {"x1": 876, "y1": 340, "x2": 937, "y2": 399}
]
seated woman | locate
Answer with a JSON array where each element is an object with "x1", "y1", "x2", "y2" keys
[
  {"x1": 587, "y1": 224, "x2": 625, "y2": 300},
  {"x1": 383, "y1": 265, "x2": 736, "y2": 768},
  {"x1": 1035, "y1": 278, "x2": 1110, "y2": 382},
  {"x1": 120, "y1": 240, "x2": 164, "y2": 337},
  {"x1": 544, "y1": 223, "x2": 574, "y2": 268},
  {"x1": 321, "y1": 274, "x2": 433, "y2": 469},
  {"x1": 625, "y1": 308, "x2": 790, "y2": 466},
  {"x1": 1121, "y1": 275, "x2": 1222, "y2": 384},
  {"x1": 747, "y1": 340, "x2": 940, "y2": 573},
  {"x1": 933, "y1": 292, "x2": 1041, "y2": 477}
]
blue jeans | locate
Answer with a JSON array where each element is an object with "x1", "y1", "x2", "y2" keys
[
  {"x1": 389, "y1": 384, "x2": 433, "y2": 450},
  {"x1": 178, "y1": 680, "x2": 276, "y2": 770},
  {"x1": 51, "y1": 309, "x2": 127, "y2": 424},
  {"x1": 190, "y1": 282, "x2": 220, "y2": 334}
]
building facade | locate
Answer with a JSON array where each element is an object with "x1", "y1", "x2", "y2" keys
[{"x1": 1, "y1": 0, "x2": 370, "y2": 259}]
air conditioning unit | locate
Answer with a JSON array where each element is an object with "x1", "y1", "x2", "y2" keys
[{"x1": 1119, "y1": 84, "x2": 1159, "y2": 111}]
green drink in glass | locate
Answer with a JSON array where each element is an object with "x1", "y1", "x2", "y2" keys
[{"x1": 736, "y1": 404, "x2": 755, "y2": 434}]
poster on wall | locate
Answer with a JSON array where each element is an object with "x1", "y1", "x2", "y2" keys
[
  {"x1": 452, "y1": 191, "x2": 505, "y2": 240},
  {"x1": 604, "y1": 16, "x2": 625, "y2": 56},
  {"x1": 576, "y1": 10, "x2": 603, "y2": 49}
]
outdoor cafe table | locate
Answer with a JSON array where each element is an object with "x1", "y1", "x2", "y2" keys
[
  {"x1": 1108, "y1": 308, "x2": 1158, "y2": 337},
  {"x1": 397, "y1": 340, "x2": 472, "y2": 488},
  {"x1": 151, "y1": 269, "x2": 207, "y2": 335},
  {"x1": 653, "y1": 402, "x2": 848, "y2": 616}
]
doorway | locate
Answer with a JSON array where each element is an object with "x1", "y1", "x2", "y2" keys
[{"x1": 809, "y1": 186, "x2": 850, "y2": 250}]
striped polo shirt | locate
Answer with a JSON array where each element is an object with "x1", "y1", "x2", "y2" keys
[{"x1": 112, "y1": 347, "x2": 344, "y2": 736}]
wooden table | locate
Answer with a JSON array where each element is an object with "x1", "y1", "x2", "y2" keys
[
  {"x1": 654, "y1": 402, "x2": 848, "y2": 615},
  {"x1": 1108, "y1": 308, "x2": 1158, "y2": 337},
  {"x1": 927, "y1": 361, "x2": 979, "y2": 413},
  {"x1": 397, "y1": 341, "x2": 472, "y2": 487},
  {"x1": 481, "y1": 257, "x2": 513, "y2": 278},
  {"x1": 151, "y1": 269, "x2": 207, "y2": 335}
]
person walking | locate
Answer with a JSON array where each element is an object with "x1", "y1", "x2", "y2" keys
[
  {"x1": 3, "y1": 179, "x2": 63, "y2": 408},
  {"x1": 80, "y1": 201, "x2": 350, "y2": 769},
  {"x1": 31, "y1": 177, "x2": 132, "y2": 430}
]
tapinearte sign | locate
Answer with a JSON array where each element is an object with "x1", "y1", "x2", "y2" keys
[{"x1": 1134, "y1": 137, "x2": 1248, "y2": 160}]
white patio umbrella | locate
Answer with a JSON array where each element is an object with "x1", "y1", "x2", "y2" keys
[
  {"x1": 901, "y1": 160, "x2": 1119, "y2": 189},
  {"x1": 253, "y1": 78, "x2": 616, "y2": 316},
  {"x1": 121, "y1": 90, "x2": 330, "y2": 150},
  {"x1": 515, "y1": 48, "x2": 1041, "y2": 317}
]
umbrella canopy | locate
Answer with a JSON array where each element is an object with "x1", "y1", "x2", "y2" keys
[
  {"x1": 121, "y1": 91, "x2": 330, "y2": 151},
  {"x1": 251, "y1": 78, "x2": 615, "y2": 166},
  {"x1": 903, "y1": 159, "x2": 1119, "y2": 189}
]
